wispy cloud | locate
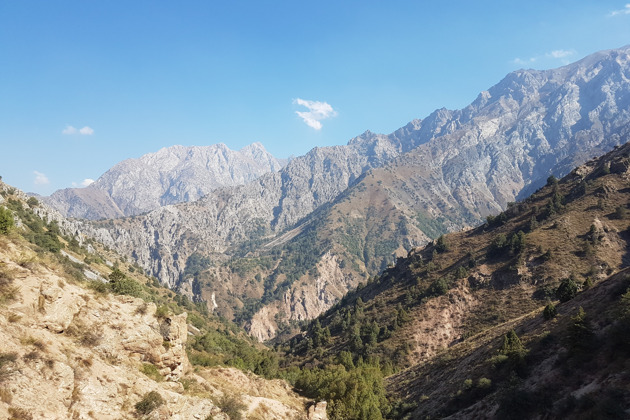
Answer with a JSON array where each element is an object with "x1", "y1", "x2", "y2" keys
[
  {"x1": 512, "y1": 49, "x2": 576, "y2": 66},
  {"x1": 294, "y1": 98, "x2": 337, "y2": 130},
  {"x1": 547, "y1": 50, "x2": 574, "y2": 59},
  {"x1": 62, "y1": 125, "x2": 78, "y2": 135},
  {"x1": 33, "y1": 171, "x2": 50, "y2": 185},
  {"x1": 72, "y1": 178, "x2": 95, "y2": 188},
  {"x1": 62, "y1": 125, "x2": 94, "y2": 135},
  {"x1": 511, "y1": 57, "x2": 537, "y2": 66},
  {"x1": 610, "y1": 3, "x2": 630, "y2": 16}
]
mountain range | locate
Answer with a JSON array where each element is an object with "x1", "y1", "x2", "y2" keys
[
  {"x1": 44, "y1": 142, "x2": 285, "y2": 219},
  {"x1": 4, "y1": 45, "x2": 630, "y2": 420},
  {"x1": 46, "y1": 45, "x2": 630, "y2": 340}
]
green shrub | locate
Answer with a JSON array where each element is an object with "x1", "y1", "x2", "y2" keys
[
  {"x1": 140, "y1": 363, "x2": 163, "y2": 382},
  {"x1": 427, "y1": 277, "x2": 449, "y2": 297},
  {"x1": 108, "y1": 268, "x2": 143, "y2": 297},
  {"x1": 135, "y1": 391, "x2": 164, "y2": 415},
  {"x1": 556, "y1": 277, "x2": 579, "y2": 302},
  {"x1": 155, "y1": 305, "x2": 170, "y2": 319},
  {"x1": 543, "y1": 302, "x2": 557, "y2": 320},
  {"x1": 477, "y1": 377, "x2": 492, "y2": 389},
  {"x1": 435, "y1": 235, "x2": 449, "y2": 253},
  {"x1": 0, "y1": 207, "x2": 14, "y2": 234},
  {"x1": 500, "y1": 330, "x2": 526, "y2": 360},
  {"x1": 110, "y1": 277, "x2": 142, "y2": 297},
  {"x1": 87, "y1": 280, "x2": 110, "y2": 295}
]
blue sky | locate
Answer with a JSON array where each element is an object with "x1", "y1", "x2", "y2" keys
[{"x1": 1, "y1": 1, "x2": 630, "y2": 195}]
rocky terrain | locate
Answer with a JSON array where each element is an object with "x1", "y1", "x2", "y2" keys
[
  {"x1": 45, "y1": 142, "x2": 285, "y2": 219},
  {"x1": 0, "y1": 184, "x2": 326, "y2": 420},
  {"x1": 50, "y1": 46, "x2": 630, "y2": 340}
]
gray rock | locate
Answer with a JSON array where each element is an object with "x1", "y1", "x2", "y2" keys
[{"x1": 45, "y1": 142, "x2": 285, "y2": 219}]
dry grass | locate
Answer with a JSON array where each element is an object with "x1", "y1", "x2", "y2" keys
[
  {"x1": 7, "y1": 312, "x2": 21, "y2": 323},
  {"x1": 8, "y1": 407, "x2": 33, "y2": 420},
  {"x1": 0, "y1": 386, "x2": 11, "y2": 403},
  {"x1": 134, "y1": 302, "x2": 148, "y2": 315},
  {"x1": 76, "y1": 355, "x2": 93, "y2": 368},
  {"x1": 16, "y1": 254, "x2": 37, "y2": 271},
  {"x1": 65, "y1": 321, "x2": 103, "y2": 347},
  {"x1": 20, "y1": 336, "x2": 46, "y2": 351},
  {"x1": 22, "y1": 351, "x2": 40, "y2": 362},
  {"x1": 0, "y1": 264, "x2": 19, "y2": 305}
]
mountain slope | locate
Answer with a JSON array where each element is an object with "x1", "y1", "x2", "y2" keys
[
  {"x1": 45, "y1": 142, "x2": 285, "y2": 219},
  {"x1": 282, "y1": 140, "x2": 630, "y2": 419},
  {"x1": 0, "y1": 182, "x2": 323, "y2": 420},
  {"x1": 84, "y1": 46, "x2": 630, "y2": 339}
]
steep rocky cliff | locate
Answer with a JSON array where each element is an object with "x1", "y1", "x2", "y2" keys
[
  {"x1": 80, "y1": 46, "x2": 630, "y2": 339},
  {"x1": 45, "y1": 142, "x2": 285, "y2": 219}
]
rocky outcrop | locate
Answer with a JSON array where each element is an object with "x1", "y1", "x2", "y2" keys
[
  {"x1": 45, "y1": 142, "x2": 285, "y2": 219},
  {"x1": 0, "y1": 235, "x2": 315, "y2": 419},
  {"x1": 308, "y1": 401, "x2": 328, "y2": 420},
  {"x1": 249, "y1": 252, "x2": 357, "y2": 341}
]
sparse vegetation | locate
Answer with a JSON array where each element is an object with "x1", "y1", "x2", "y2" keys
[
  {"x1": 217, "y1": 394, "x2": 247, "y2": 420},
  {"x1": 135, "y1": 391, "x2": 164, "y2": 415},
  {"x1": 140, "y1": 363, "x2": 164, "y2": 382}
]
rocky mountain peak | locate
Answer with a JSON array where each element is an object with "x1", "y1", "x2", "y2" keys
[{"x1": 45, "y1": 142, "x2": 285, "y2": 219}]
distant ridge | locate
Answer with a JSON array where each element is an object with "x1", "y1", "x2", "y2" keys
[{"x1": 44, "y1": 142, "x2": 285, "y2": 219}]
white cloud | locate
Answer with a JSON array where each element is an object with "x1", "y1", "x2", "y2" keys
[
  {"x1": 610, "y1": 4, "x2": 630, "y2": 16},
  {"x1": 512, "y1": 49, "x2": 576, "y2": 66},
  {"x1": 62, "y1": 125, "x2": 78, "y2": 135},
  {"x1": 511, "y1": 57, "x2": 537, "y2": 66},
  {"x1": 72, "y1": 178, "x2": 95, "y2": 187},
  {"x1": 79, "y1": 126, "x2": 94, "y2": 135},
  {"x1": 294, "y1": 98, "x2": 337, "y2": 130},
  {"x1": 33, "y1": 171, "x2": 50, "y2": 185},
  {"x1": 546, "y1": 50, "x2": 575, "y2": 59},
  {"x1": 62, "y1": 125, "x2": 94, "y2": 135}
]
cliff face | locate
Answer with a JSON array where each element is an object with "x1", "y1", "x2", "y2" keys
[
  {"x1": 72, "y1": 46, "x2": 630, "y2": 339},
  {"x1": 45, "y1": 142, "x2": 285, "y2": 219}
]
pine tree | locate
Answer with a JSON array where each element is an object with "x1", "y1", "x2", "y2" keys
[{"x1": 567, "y1": 307, "x2": 595, "y2": 355}]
